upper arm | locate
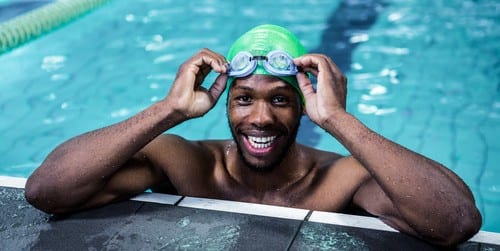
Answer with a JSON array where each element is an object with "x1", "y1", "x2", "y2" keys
[
  {"x1": 352, "y1": 172, "x2": 418, "y2": 236},
  {"x1": 66, "y1": 134, "x2": 214, "y2": 212},
  {"x1": 353, "y1": 178, "x2": 416, "y2": 235},
  {"x1": 329, "y1": 156, "x2": 416, "y2": 236}
]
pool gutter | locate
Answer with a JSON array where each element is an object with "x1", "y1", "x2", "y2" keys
[{"x1": 1, "y1": 175, "x2": 499, "y2": 246}]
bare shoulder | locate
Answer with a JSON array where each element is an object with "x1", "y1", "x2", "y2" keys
[
  {"x1": 321, "y1": 152, "x2": 370, "y2": 187},
  {"x1": 143, "y1": 134, "x2": 225, "y2": 158},
  {"x1": 296, "y1": 144, "x2": 371, "y2": 211}
]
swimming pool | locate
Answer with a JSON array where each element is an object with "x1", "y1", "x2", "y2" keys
[{"x1": 0, "y1": 0, "x2": 498, "y2": 232}]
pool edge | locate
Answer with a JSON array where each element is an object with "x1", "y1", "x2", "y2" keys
[{"x1": 1, "y1": 175, "x2": 498, "y2": 245}]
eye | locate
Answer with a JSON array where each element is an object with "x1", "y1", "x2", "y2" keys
[
  {"x1": 272, "y1": 95, "x2": 288, "y2": 106},
  {"x1": 236, "y1": 95, "x2": 252, "y2": 105}
]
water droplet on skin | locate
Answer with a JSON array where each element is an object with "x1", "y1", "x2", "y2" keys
[{"x1": 225, "y1": 142, "x2": 233, "y2": 156}]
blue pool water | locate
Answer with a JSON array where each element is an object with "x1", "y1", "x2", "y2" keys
[{"x1": 0, "y1": 0, "x2": 498, "y2": 232}]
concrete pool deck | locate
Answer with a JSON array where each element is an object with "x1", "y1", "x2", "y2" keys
[{"x1": 1, "y1": 176, "x2": 499, "y2": 250}]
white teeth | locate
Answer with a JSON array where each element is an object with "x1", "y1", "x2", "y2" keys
[{"x1": 247, "y1": 136, "x2": 276, "y2": 149}]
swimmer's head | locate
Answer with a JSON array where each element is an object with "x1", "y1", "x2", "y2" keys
[{"x1": 226, "y1": 24, "x2": 307, "y2": 103}]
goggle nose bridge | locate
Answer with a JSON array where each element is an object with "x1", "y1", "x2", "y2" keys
[{"x1": 251, "y1": 55, "x2": 268, "y2": 62}]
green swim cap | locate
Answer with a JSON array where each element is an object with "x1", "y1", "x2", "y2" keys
[{"x1": 227, "y1": 24, "x2": 307, "y2": 103}]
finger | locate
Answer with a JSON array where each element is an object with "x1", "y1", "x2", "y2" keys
[
  {"x1": 322, "y1": 55, "x2": 344, "y2": 84},
  {"x1": 189, "y1": 51, "x2": 226, "y2": 73},
  {"x1": 175, "y1": 49, "x2": 228, "y2": 91},
  {"x1": 296, "y1": 72, "x2": 316, "y2": 100},
  {"x1": 192, "y1": 53, "x2": 226, "y2": 86},
  {"x1": 195, "y1": 63, "x2": 213, "y2": 85},
  {"x1": 208, "y1": 73, "x2": 228, "y2": 103},
  {"x1": 294, "y1": 56, "x2": 322, "y2": 77},
  {"x1": 311, "y1": 55, "x2": 334, "y2": 81},
  {"x1": 294, "y1": 56, "x2": 317, "y2": 70},
  {"x1": 319, "y1": 55, "x2": 347, "y2": 108},
  {"x1": 199, "y1": 49, "x2": 229, "y2": 73},
  {"x1": 299, "y1": 66, "x2": 319, "y2": 77},
  {"x1": 299, "y1": 55, "x2": 336, "y2": 88}
]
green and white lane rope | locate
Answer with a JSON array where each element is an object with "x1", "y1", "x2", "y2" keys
[{"x1": 0, "y1": 0, "x2": 113, "y2": 54}]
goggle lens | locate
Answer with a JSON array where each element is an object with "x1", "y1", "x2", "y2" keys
[
  {"x1": 269, "y1": 53, "x2": 292, "y2": 71},
  {"x1": 231, "y1": 53, "x2": 251, "y2": 71}
]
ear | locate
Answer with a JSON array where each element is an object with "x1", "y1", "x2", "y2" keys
[
  {"x1": 295, "y1": 93, "x2": 306, "y2": 116},
  {"x1": 297, "y1": 98, "x2": 306, "y2": 116},
  {"x1": 301, "y1": 104, "x2": 307, "y2": 116}
]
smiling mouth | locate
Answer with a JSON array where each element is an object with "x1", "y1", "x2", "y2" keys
[{"x1": 247, "y1": 136, "x2": 277, "y2": 149}]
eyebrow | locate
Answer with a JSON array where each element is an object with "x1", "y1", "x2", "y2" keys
[
  {"x1": 272, "y1": 85, "x2": 295, "y2": 92},
  {"x1": 232, "y1": 85, "x2": 254, "y2": 91}
]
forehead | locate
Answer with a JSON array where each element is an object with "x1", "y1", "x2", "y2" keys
[{"x1": 230, "y1": 75, "x2": 294, "y2": 93}]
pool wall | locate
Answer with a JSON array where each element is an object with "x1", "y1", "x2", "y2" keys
[{"x1": 1, "y1": 175, "x2": 499, "y2": 249}]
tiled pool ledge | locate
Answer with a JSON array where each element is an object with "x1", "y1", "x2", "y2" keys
[
  {"x1": 132, "y1": 193, "x2": 396, "y2": 231},
  {"x1": 130, "y1": 192, "x2": 500, "y2": 246},
  {"x1": 2, "y1": 175, "x2": 499, "y2": 248},
  {"x1": 0, "y1": 175, "x2": 26, "y2": 188}
]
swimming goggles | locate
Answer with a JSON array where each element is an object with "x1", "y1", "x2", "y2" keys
[{"x1": 228, "y1": 50, "x2": 298, "y2": 78}]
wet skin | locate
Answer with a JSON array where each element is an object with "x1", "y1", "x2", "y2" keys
[{"x1": 25, "y1": 48, "x2": 482, "y2": 247}]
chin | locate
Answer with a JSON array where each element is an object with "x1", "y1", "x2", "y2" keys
[{"x1": 235, "y1": 137, "x2": 292, "y2": 172}]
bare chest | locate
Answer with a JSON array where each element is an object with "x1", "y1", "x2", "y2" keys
[{"x1": 203, "y1": 176, "x2": 356, "y2": 212}]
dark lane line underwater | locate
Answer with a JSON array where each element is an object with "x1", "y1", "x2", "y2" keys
[
  {"x1": 300, "y1": 0, "x2": 388, "y2": 147},
  {"x1": 0, "y1": 1, "x2": 54, "y2": 22}
]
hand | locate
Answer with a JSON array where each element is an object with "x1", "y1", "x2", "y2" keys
[
  {"x1": 164, "y1": 48, "x2": 229, "y2": 120},
  {"x1": 294, "y1": 54, "x2": 347, "y2": 127}
]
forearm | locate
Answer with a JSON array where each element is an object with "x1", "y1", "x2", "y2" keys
[
  {"x1": 25, "y1": 100, "x2": 184, "y2": 206},
  {"x1": 326, "y1": 112, "x2": 469, "y2": 197},
  {"x1": 25, "y1": 49, "x2": 229, "y2": 213},
  {"x1": 324, "y1": 111, "x2": 481, "y2": 242},
  {"x1": 295, "y1": 52, "x2": 480, "y2": 245}
]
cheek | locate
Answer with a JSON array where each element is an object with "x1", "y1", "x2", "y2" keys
[
  {"x1": 227, "y1": 106, "x2": 240, "y2": 120},
  {"x1": 227, "y1": 106, "x2": 247, "y2": 128},
  {"x1": 274, "y1": 109, "x2": 300, "y2": 127}
]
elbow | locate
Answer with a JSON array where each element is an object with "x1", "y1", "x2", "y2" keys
[
  {"x1": 449, "y1": 207, "x2": 482, "y2": 246},
  {"x1": 24, "y1": 175, "x2": 50, "y2": 213},
  {"x1": 427, "y1": 205, "x2": 482, "y2": 247},
  {"x1": 24, "y1": 177, "x2": 44, "y2": 212},
  {"x1": 24, "y1": 173, "x2": 64, "y2": 214}
]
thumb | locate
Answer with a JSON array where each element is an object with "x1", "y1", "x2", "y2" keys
[
  {"x1": 208, "y1": 73, "x2": 228, "y2": 103},
  {"x1": 296, "y1": 72, "x2": 316, "y2": 101}
]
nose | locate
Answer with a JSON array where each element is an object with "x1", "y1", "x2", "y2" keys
[{"x1": 248, "y1": 101, "x2": 274, "y2": 128}]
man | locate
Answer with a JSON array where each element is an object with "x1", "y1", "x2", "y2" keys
[{"x1": 25, "y1": 25, "x2": 481, "y2": 246}]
